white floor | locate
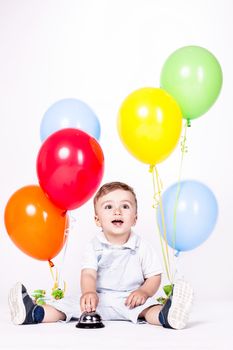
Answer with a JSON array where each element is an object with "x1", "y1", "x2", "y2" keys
[{"x1": 0, "y1": 299, "x2": 232, "y2": 350}]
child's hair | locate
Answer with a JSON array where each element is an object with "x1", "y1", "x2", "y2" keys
[{"x1": 93, "y1": 181, "x2": 138, "y2": 212}]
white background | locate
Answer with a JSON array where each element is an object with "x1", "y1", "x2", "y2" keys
[{"x1": 0, "y1": 0, "x2": 232, "y2": 306}]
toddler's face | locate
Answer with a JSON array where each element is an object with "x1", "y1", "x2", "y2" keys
[{"x1": 94, "y1": 189, "x2": 137, "y2": 240}]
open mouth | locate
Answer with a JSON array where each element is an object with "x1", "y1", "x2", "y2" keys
[{"x1": 111, "y1": 219, "x2": 124, "y2": 227}]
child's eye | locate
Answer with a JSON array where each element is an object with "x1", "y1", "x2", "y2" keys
[
  {"x1": 104, "y1": 204, "x2": 112, "y2": 209},
  {"x1": 122, "y1": 204, "x2": 130, "y2": 209}
]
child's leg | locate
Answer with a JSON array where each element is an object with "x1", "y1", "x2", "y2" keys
[
  {"x1": 41, "y1": 304, "x2": 65, "y2": 323},
  {"x1": 139, "y1": 304, "x2": 163, "y2": 325},
  {"x1": 8, "y1": 282, "x2": 65, "y2": 325},
  {"x1": 140, "y1": 280, "x2": 193, "y2": 330}
]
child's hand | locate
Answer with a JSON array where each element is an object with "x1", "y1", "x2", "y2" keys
[
  {"x1": 125, "y1": 289, "x2": 148, "y2": 309},
  {"x1": 80, "y1": 292, "x2": 99, "y2": 313}
]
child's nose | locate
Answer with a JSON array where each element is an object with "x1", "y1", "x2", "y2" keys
[{"x1": 114, "y1": 207, "x2": 121, "y2": 214}]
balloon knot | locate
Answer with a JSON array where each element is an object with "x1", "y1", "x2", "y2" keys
[
  {"x1": 48, "y1": 260, "x2": 54, "y2": 268},
  {"x1": 149, "y1": 165, "x2": 154, "y2": 173}
]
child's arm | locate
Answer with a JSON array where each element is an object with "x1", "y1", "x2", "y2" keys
[
  {"x1": 125, "y1": 274, "x2": 161, "y2": 309},
  {"x1": 80, "y1": 268, "x2": 99, "y2": 312}
]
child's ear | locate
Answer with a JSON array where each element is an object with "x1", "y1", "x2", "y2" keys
[
  {"x1": 94, "y1": 215, "x2": 101, "y2": 227},
  {"x1": 133, "y1": 214, "x2": 138, "y2": 226}
]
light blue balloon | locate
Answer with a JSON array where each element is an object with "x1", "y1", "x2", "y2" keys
[
  {"x1": 40, "y1": 98, "x2": 101, "y2": 142},
  {"x1": 157, "y1": 180, "x2": 218, "y2": 252}
]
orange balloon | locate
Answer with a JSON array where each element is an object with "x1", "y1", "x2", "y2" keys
[{"x1": 4, "y1": 185, "x2": 68, "y2": 261}]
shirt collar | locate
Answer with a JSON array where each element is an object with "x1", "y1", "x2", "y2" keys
[{"x1": 96, "y1": 231, "x2": 139, "y2": 251}]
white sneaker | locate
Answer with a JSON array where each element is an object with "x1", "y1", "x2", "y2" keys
[
  {"x1": 159, "y1": 279, "x2": 194, "y2": 330},
  {"x1": 8, "y1": 282, "x2": 35, "y2": 325}
]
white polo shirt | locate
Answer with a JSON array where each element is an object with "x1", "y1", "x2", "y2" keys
[{"x1": 81, "y1": 231, "x2": 163, "y2": 295}]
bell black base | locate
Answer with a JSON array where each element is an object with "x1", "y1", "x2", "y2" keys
[{"x1": 76, "y1": 322, "x2": 105, "y2": 329}]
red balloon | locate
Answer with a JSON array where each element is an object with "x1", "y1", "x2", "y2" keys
[
  {"x1": 36, "y1": 128, "x2": 104, "y2": 210},
  {"x1": 4, "y1": 185, "x2": 68, "y2": 261}
]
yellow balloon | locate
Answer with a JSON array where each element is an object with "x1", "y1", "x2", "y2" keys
[{"x1": 117, "y1": 87, "x2": 182, "y2": 165}]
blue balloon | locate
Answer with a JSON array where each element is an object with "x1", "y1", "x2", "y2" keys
[
  {"x1": 40, "y1": 98, "x2": 101, "y2": 142},
  {"x1": 157, "y1": 180, "x2": 218, "y2": 252}
]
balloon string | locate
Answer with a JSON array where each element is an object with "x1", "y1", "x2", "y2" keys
[
  {"x1": 171, "y1": 120, "x2": 188, "y2": 280},
  {"x1": 48, "y1": 214, "x2": 71, "y2": 295},
  {"x1": 149, "y1": 165, "x2": 172, "y2": 283},
  {"x1": 48, "y1": 260, "x2": 59, "y2": 290},
  {"x1": 57, "y1": 211, "x2": 78, "y2": 294},
  {"x1": 154, "y1": 166, "x2": 172, "y2": 282},
  {"x1": 57, "y1": 214, "x2": 71, "y2": 293}
]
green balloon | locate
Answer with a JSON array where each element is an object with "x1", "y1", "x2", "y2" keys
[{"x1": 160, "y1": 46, "x2": 223, "y2": 121}]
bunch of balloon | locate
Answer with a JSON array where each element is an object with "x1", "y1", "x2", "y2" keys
[
  {"x1": 117, "y1": 87, "x2": 183, "y2": 282},
  {"x1": 145, "y1": 46, "x2": 222, "y2": 283},
  {"x1": 5, "y1": 98, "x2": 105, "y2": 295},
  {"x1": 38, "y1": 98, "x2": 104, "y2": 289}
]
